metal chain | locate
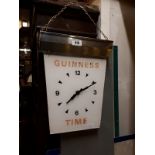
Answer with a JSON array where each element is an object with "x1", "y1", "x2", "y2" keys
[
  {"x1": 41, "y1": 2, "x2": 74, "y2": 31},
  {"x1": 77, "y1": 4, "x2": 108, "y2": 40},
  {"x1": 42, "y1": 1, "x2": 108, "y2": 40}
]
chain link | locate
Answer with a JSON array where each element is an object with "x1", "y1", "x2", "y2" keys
[{"x1": 41, "y1": 1, "x2": 108, "y2": 40}]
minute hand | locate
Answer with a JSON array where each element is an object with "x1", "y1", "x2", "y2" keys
[
  {"x1": 66, "y1": 81, "x2": 96, "y2": 104},
  {"x1": 79, "y1": 81, "x2": 96, "y2": 93}
]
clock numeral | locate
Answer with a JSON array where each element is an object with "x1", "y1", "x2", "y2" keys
[
  {"x1": 75, "y1": 110, "x2": 79, "y2": 116},
  {"x1": 93, "y1": 90, "x2": 97, "y2": 95},
  {"x1": 55, "y1": 91, "x2": 60, "y2": 96},
  {"x1": 75, "y1": 70, "x2": 80, "y2": 75}
]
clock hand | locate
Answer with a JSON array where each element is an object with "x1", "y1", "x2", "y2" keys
[
  {"x1": 79, "y1": 81, "x2": 96, "y2": 93},
  {"x1": 66, "y1": 81, "x2": 96, "y2": 104},
  {"x1": 66, "y1": 91, "x2": 80, "y2": 104}
]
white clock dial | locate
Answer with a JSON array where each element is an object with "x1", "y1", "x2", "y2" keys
[{"x1": 44, "y1": 55, "x2": 107, "y2": 134}]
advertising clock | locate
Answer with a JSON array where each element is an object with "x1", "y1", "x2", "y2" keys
[
  {"x1": 39, "y1": 31, "x2": 113, "y2": 134},
  {"x1": 44, "y1": 55, "x2": 106, "y2": 134}
]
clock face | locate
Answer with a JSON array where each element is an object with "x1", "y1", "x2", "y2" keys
[{"x1": 44, "y1": 55, "x2": 107, "y2": 134}]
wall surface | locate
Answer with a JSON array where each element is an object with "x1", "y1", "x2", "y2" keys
[
  {"x1": 91, "y1": 0, "x2": 100, "y2": 6},
  {"x1": 114, "y1": 140, "x2": 135, "y2": 155},
  {"x1": 100, "y1": 0, "x2": 135, "y2": 136}
]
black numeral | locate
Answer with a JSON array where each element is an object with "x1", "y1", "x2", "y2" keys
[
  {"x1": 93, "y1": 90, "x2": 97, "y2": 95},
  {"x1": 75, "y1": 70, "x2": 80, "y2": 75},
  {"x1": 55, "y1": 91, "x2": 60, "y2": 96}
]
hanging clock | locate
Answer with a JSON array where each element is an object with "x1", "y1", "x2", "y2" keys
[{"x1": 38, "y1": 31, "x2": 113, "y2": 134}]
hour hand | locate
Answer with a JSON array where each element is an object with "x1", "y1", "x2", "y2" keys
[
  {"x1": 66, "y1": 90, "x2": 80, "y2": 104},
  {"x1": 66, "y1": 81, "x2": 96, "y2": 104}
]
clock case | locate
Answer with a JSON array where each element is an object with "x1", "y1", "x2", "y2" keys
[
  {"x1": 37, "y1": 31, "x2": 113, "y2": 59},
  {"x1": 32, "y1": 30, "x2": 113, "y2": 153}
]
